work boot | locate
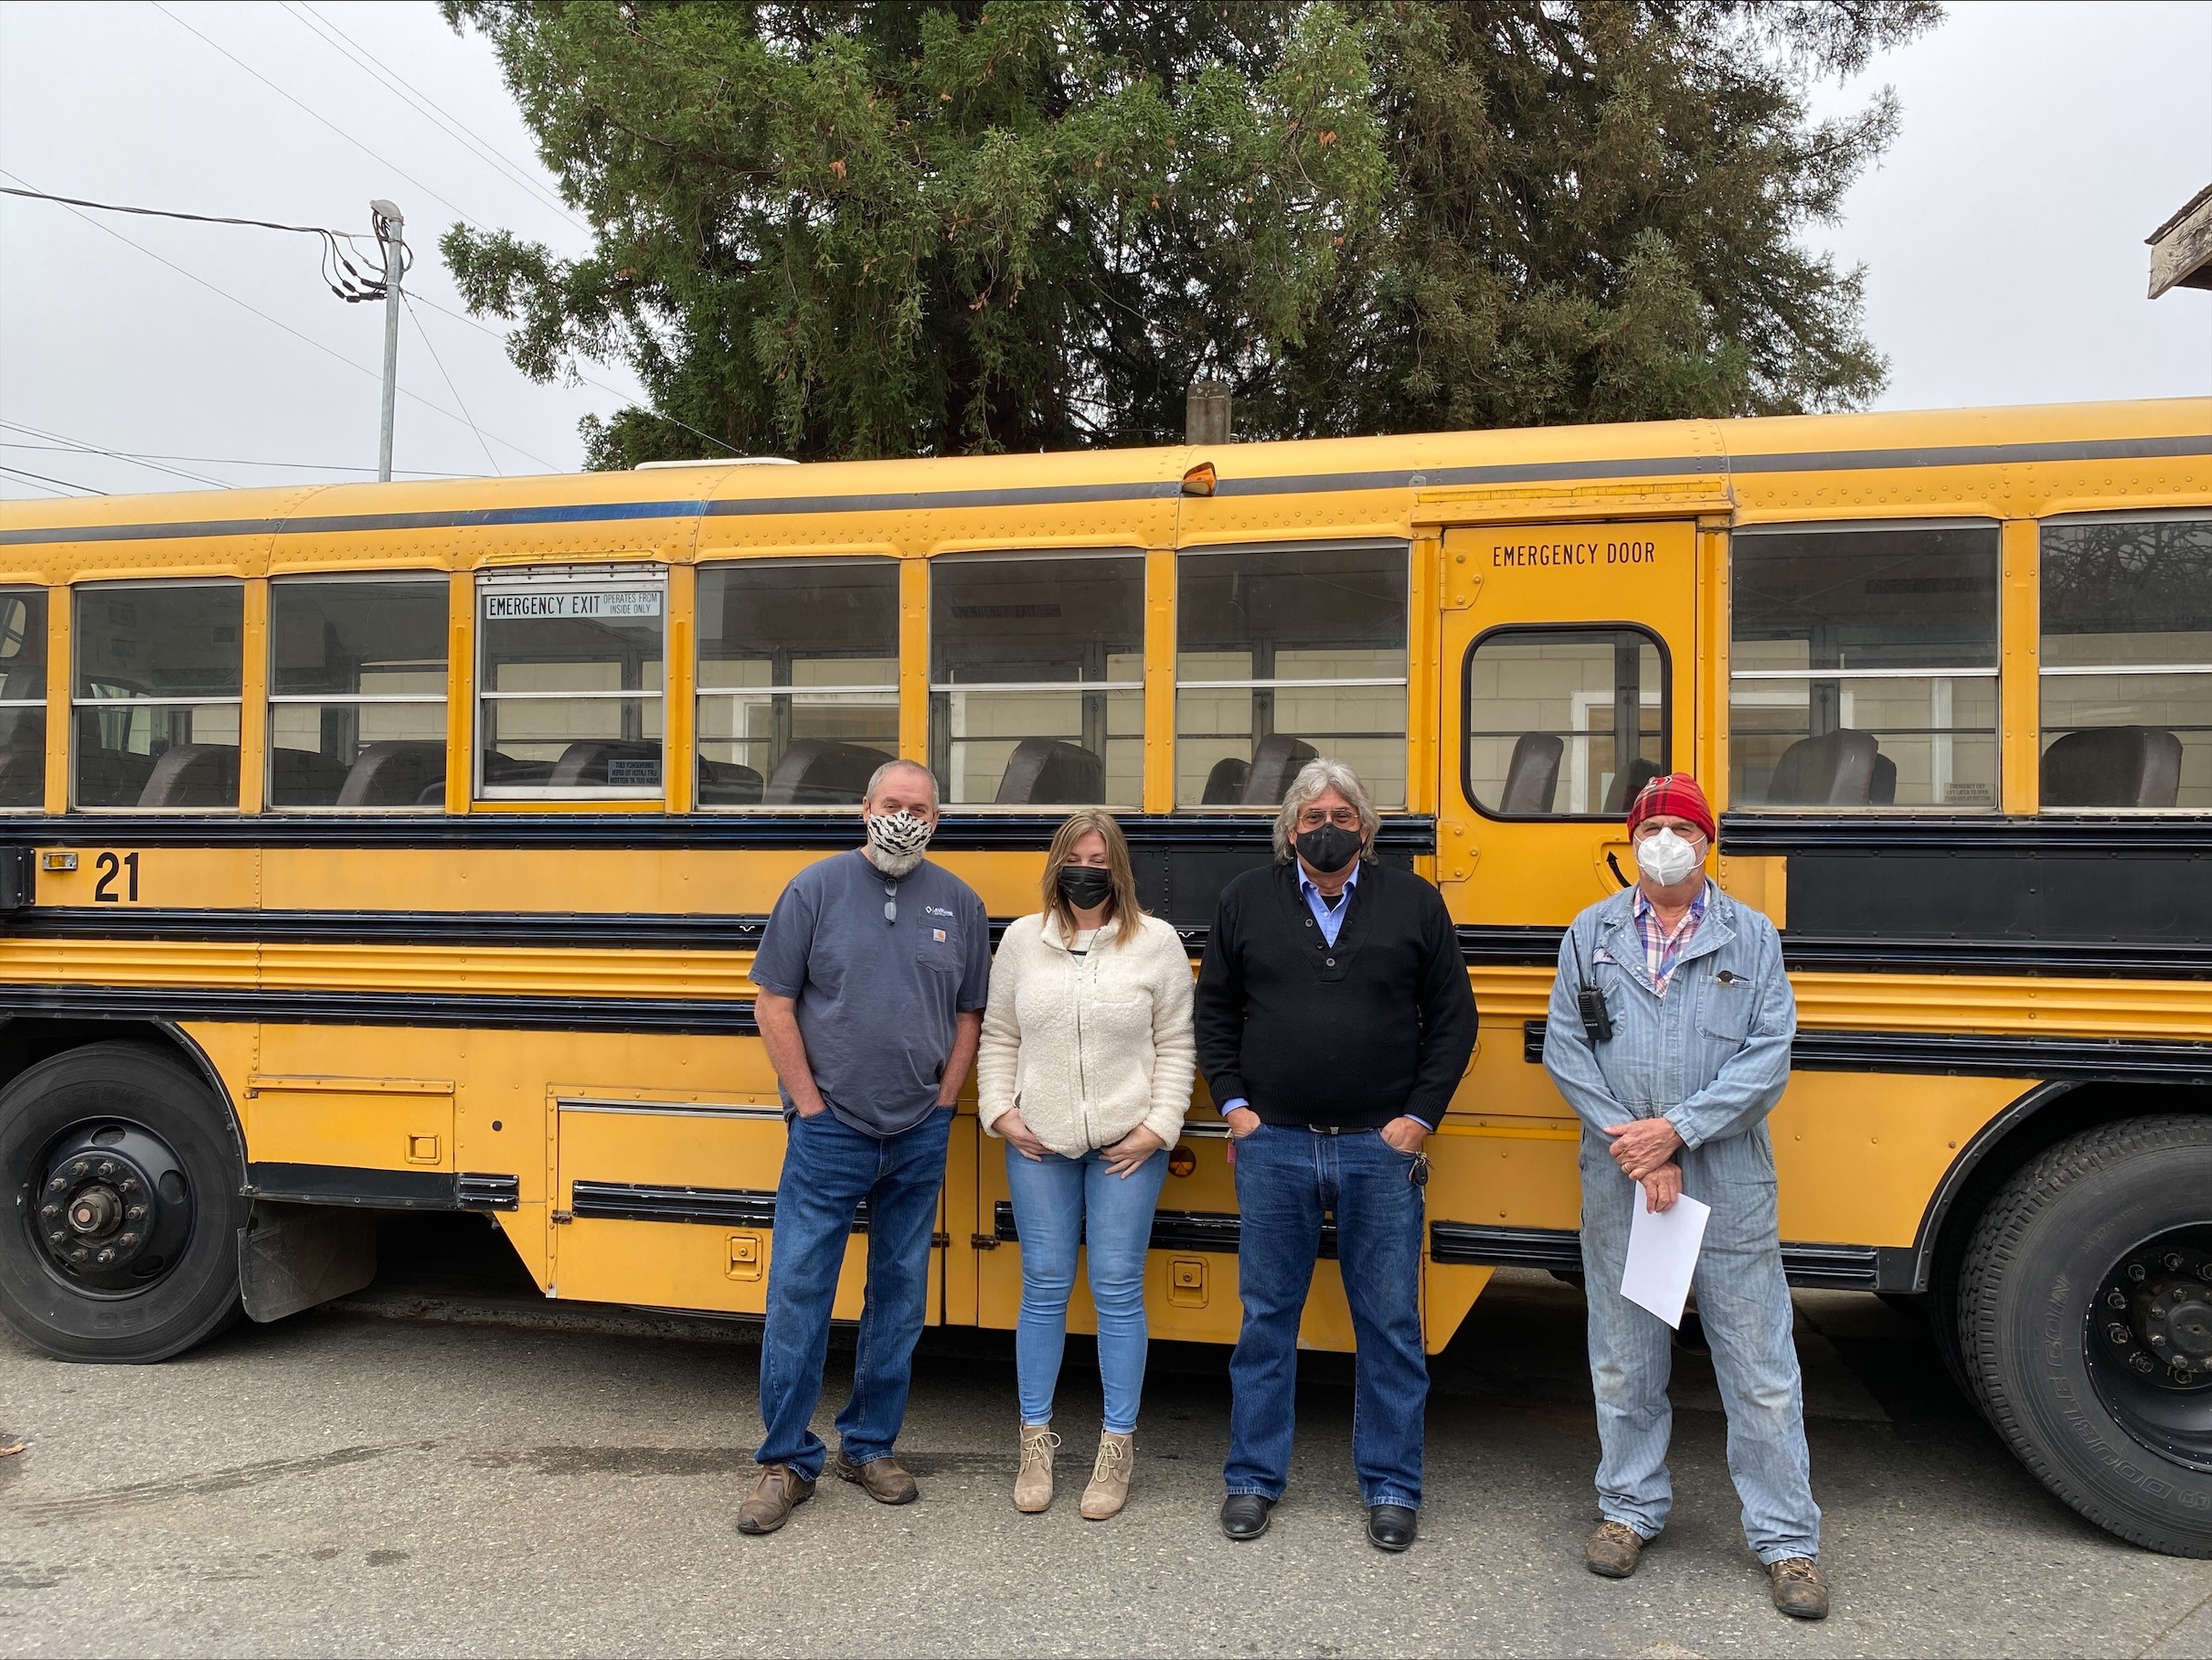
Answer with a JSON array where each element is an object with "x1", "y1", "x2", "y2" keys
[
  {"x1": 1079, "y1": 1431, "x2": 1133, "y2": 1520},
  {"x1": 1584, "y1": 1519, "x2": 1645, "y2": 1578},
  {"x1": 735, "y1": 1463, "x2": 815, "y2": 1536},
  {"x1": 1014, "y1": 1424, "x2": 1058, "y2": 1513},
  {"x1": 830, "y1": 1450, "x2": 919, "y2": 1506},
  {"x1": 1768, "y1": 1557, "x2": 1829, "y2": 1620}
]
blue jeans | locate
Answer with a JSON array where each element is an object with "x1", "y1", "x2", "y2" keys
[
  {"x1": 1579, "y1": 1127, "x2": 1821, "y2": 1562},
  {"x1": 1004, "y1": 1144, "x2": 1170, "y2": 1435},
  {"x1": 755, "y1": 1106, "x2": 952, "y2": 1481},
  {"x1": 1225, "y1": 1123, "x2": 1428, "y2": 1509}
]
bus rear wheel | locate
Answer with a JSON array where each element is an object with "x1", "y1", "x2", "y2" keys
[
  {"x1": 1957, "y1": 1115, "x2": 2212, "y2": 1558},
  {"x1": 0, "y1": 1043, "x2": 247, "y2": 1363}
]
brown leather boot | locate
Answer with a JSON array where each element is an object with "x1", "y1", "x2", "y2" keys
[
  {"x1": 1079, "y1": 1431, "x2": 1133, "y2": 1520},
  {"x1": 830, "y1": 1449, "x2": 920, "y2": 1506},
  {"x1": 1768, "y1": 1557, "x2": 1829, "y2": 1620},
  {"x1": 1014, "y1": 1424, "x2": 1058, "y2": 1513},
  {"x1": 736, "y1": 1463, "x2": 815, "y2": 1535},
  {"x1": 1584, "y1": 1519, "x2": 1645, "y2": 1578}
]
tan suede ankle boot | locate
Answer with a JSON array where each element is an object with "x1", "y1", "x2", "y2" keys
[
  {"x1": 1079, "y1": 1431, "x2": 1133, "y2": 1519},
  {"x1": 1014, "y1": 1423, "x2": 1058, "y2": 1513}
]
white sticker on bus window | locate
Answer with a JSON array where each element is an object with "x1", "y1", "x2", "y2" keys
[{"x1": 484, "y1": 590, "x2": 664, "y2": 621}]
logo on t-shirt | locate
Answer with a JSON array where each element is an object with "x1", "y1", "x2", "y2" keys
[{"x1": 925, "y1": 905, "x2": 954, "y2": 918}]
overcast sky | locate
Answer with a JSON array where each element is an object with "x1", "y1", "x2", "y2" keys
[{"x1": 1, "y1": 0, "x2": 2207, "y2": 502}]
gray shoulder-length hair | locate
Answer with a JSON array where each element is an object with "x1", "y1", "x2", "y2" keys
[{"x1": 1272, "y1": 758, "x2": 1380, "y2": 863}]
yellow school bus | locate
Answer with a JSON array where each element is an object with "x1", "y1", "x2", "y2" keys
[{"x1": 0, "y1": 399, "x2": 2207, "y2": 1554}]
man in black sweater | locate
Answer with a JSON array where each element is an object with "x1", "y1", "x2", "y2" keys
[{"x1": 1195, "y1": 758, "x2": 1477, "y2": 1553}]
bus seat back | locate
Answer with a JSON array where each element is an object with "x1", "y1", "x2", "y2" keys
[
  {"x1": 1241, "y1": 735, "x2": 1319, "y2": 805},
  {"x1": 994, "y1": 738, "x2": 1103, "y2": 806},
  {"x1": 1766, "y1": 729, "x2": 1880, "y2": 806},
  {"x1": 137, "y1": 743, "x2": 239, "y2": 809},
  {"x1": 2041, "y1": 726, "x2": 2183, "y2": 809},
  {"x1": 336, "y1": 741, "x2": 445, "y2": 809},
  {"x1": 1500, "y1": 732, "x2": 1564, "y2": 814},
  {"x1": 760, "y1": 739, "x2": 888, "y2": 806}
]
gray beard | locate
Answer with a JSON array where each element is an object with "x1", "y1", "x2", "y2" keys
[{"x1": 866, "y1": 845, "x2": 924, "y2": 878}]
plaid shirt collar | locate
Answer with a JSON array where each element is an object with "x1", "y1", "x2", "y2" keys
[{"x1": 1632, "y1": 881, "x2": 1712, "y2": 995}]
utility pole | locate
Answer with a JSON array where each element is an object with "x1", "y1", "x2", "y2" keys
[{"x1": 371, "y1": 198, "x2": 405, "y2": 483}]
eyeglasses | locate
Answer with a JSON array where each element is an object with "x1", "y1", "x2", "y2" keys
[
  {"x1": 883, "y1": 879, "x2": 898, "y2": 924},
  {"x1": 1295, "y1": 808, "x2": 1362, "y2": 830}
]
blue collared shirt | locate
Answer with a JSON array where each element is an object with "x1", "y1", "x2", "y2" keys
[{"x1": 1299, "y1": 860, "x2": 1360, "y2": 947}]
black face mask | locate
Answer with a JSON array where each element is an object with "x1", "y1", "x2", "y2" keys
[
  {"x1": 1057, "y1": 866, "x2": 1115, "y2": 911},
  {"x1": 1295, "y1": 823, "x2": 1364, "y2": 875}
]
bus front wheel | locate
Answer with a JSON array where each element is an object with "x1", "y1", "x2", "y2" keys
[
  {"x1": 1957, "y1": 1115, "x2": 2212, "y2": 1558},
  {"x1": 0, "y1": 1043, "x2": 248, "y2": 1363}
]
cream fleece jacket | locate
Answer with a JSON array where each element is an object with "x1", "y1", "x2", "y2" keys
[{"x1": 976, "y1": 910, "x2": 1196, "y2": 1158}]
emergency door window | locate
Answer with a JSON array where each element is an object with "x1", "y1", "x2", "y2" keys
[
  {"x1": 1463, "y1": 627, "x2": 1667, "y2": 818},
  {"x1": 476, "y1": 568, "x2": 665, "y2": 799},
  {"x1": 2040, "y1": 516, "x2": 2212, "y2": 810},
  {"x1": 1731, "y1": 522, "x2": 1999, "y2": 810}
]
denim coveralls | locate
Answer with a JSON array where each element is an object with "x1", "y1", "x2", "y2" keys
[{"x1": 1541, "y1": 882, "x2": 1821, "y2": 1563}]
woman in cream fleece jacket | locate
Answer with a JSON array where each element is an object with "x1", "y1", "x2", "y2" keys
[{"x1": 977, "y1": 810, "x2": 1196, "y2": 1521}]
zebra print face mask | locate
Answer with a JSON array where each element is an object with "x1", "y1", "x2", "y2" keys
[{"x1": 864, "y1": 808, "x2": 933, "y2": 877}]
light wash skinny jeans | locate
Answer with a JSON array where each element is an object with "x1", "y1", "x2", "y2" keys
[
  {"x1": 1004, "y1": 1144, "x2": 1168, "y2": 1434},
  {"x1": 1543, "y1": 884, "x2": 1821, "y2": 1563}
]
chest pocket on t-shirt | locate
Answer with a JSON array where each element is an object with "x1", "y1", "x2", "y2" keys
[
  {"x1": 916, "y1": 924, "x2": 963, "y2": 977},
  {"x1": 1695, "y1": 969, "x2": 1755, "y2": 1042}
]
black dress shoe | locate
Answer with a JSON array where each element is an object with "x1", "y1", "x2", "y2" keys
[
  {"x1": 1367, "y1": 1504, "x2": 1418, "y2": 1552},
  {"x1": 1219, "y1": 1493, "x2": 1274, "y2": 1540}
]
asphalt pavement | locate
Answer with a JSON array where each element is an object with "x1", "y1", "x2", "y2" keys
[{"x1": 1, "y1": 1214, "x2": 2207, "y2": 1658}]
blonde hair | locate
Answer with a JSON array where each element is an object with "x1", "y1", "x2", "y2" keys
[{"x1": 1041, "y1": 810, "x2": 1142, "y2": 946}]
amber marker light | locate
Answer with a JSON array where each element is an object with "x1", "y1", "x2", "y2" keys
[
  {"x1": 1180, "y1": 462, "x2": 1217, "y2": 496},
  {"x1": 1168, "y1": 1146, "x2": 1197, "y2": 1176}
]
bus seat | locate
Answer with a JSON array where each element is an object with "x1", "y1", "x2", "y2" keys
[
  {"x1": 0, "y1": 736, "x2": 41, "y2": 810},
  {"x1": 1764, "y1": 729, "x2": 1879, "y2": 806},
  {"x1": 697, "y1": 755, "x2": 766, "y2": 805},
  {"x1": 1201, "y1": 756, "x2": 1250, "y2": 805},
  {"x1": 994, "y1": 739, "x2": 1104, "y2": 805},
  {"x1": 1603, "y1": 757, "x2": 1661, "y2": 815},
  {"x1": 760, "y1": 740, "x2": 888, "y2": 806},
  {"x1": 1499, "y1": 733, "x2": 1564, "y2": 814},
  {"x1": 1241, "y1": 735, "x2": 1319, "y2": 805},
  {"x1": 75, "y1": 747, "x2": 156, "y2": 807},
  {"x1": 549, "y1": 740, "x2": 660, "y2": 788},
  {"x1": 273, "y1": 746, "x2": 351, "y2": 803},
  {"x1": 137, "y1": 743, "x2": 239, "y2": 808},
  {"x1": 336, "y1": 741, "x2": 445, "y2": 808},
  {"x1": 2041, "y1": 726, "x2": 2183, "y2": 809},
  {"x1": 1870, "y1": 751, "x2": 1898, "y2": 806}
]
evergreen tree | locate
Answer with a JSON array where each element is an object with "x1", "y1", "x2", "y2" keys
[{"x1": 442, "y1": 0, "x2": 1936, "y2": 464}]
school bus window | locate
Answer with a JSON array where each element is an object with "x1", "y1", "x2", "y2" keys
[
  {"x1": 1464, "y1": 627, "x2": 1666, "y2": 818},
  {"x1": 1730, "y1": 523, "x2": 1999, "y2": 811},
  {"x1": 476, "y1": 568, "x2": 665, "y2": 799},
  {"x1": 1175, "y1": 543, "x2": 1409, "y2": 809},
  {"x1": 269, "y1": 576, "x2": 449, "y2": 810},
  {"x1": 0, "y1": 590, "x2": 48, "y2": 811},
  {"x1": 697, "y1": 561, "x2": 898, "y2": 807},
  {"x1": 2039, "y1": 516, "x2": 2212, "y2": 811},
  {"x1": 72, "y1": 580, "x2": 244, "y2": 811},
  {"x1": 929, "y1": 553, "x2": 1143, "y2": 807}
]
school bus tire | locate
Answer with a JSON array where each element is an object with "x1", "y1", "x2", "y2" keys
[
  {"x1": 0, "y1": 1041, "x2": 248, "y2": 1364},
  {"x1": 1956, "y1": 1115, "x2": 2212, "y2": 1559}
]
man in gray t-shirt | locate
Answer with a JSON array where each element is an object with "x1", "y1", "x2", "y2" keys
[{"x1": 738, "y1": 759, "x2": 989, "y2": 1537}]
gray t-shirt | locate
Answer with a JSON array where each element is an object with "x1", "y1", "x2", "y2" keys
[{"x1": 750, "y1": 848, "x2": 992, "y2": 1137}]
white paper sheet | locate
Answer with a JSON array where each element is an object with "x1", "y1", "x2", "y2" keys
[{"x1": 1620, "y1": 1191, "x2": 1711, "y2": 1328}]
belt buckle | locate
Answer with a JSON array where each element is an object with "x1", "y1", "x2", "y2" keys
[{"x1": 1310, "y1": 1123, "x2": 1342, "y2": 1136}]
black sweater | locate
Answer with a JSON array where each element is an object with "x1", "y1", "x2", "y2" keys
[{"x1": 1194, "y1": 860, "x2": 1478, "y2": 1130}]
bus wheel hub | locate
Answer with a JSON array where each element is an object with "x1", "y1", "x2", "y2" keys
[
  {"x1": 2100, "y1": 1243, "x2": 2212, "y2": 1389},
  {"x1": 35, "y1": 1125, "x2": 187, "y2": 1291}
]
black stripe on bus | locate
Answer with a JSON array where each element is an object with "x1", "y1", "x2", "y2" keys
[
  {"x1": 0, "y1": 984, "x2": 760, "y2": 1036},
  {"x1": 245, "y1": 1164, "x2": 518, "y2": 1211},
  {"x1": 1520, "y1": 1018, "x2": 2212, "y2": 1083},
  {"x1": 0, "y1": 811, "x2": 1439, "y2": 856},
  {"x1": 4, "y1": 432, "x2": 2205, "y2": 548},
  {"x1": 1424, "y1": 1221, "x2": 1910, "y2": 1292},
  {"x1": 1461, "y1": 923, "x2": 2212, "y2": 979},
  {"x1": 1715, "y1": 814, "x2": 2212, "y2": 854}
]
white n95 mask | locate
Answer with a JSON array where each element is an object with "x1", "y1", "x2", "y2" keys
[{"x1": 1635, "y1": 827, "x2": 1703, "y2": 888}]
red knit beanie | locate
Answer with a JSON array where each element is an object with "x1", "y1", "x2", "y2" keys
[{"x1": 1626, "y1": 772, "x2": 1716, "y2": 844}]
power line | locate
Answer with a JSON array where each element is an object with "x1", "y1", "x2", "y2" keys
[
  {"x1": 0, "y1": 463, "x2": 106, "y2": 496},
  {"x1": 404, "y1": 295, "x2": 501, "y2": 476},
  {"x1": 0, "y1": 418, "x2": 228, "y2": 488},
  {"x1": 281, "y1": 1, "x2": 588, "y2": 234},
  {"x1": 0, "y1": 165, "x2": 563, "y2": 473},
  {"x1": 0, "y1": 440, "x2": 468, "y2": 480},
  {"x1": 148, "y1": 0, "x2": 484, "y2": 231},
  {"x1": 405, "y1": 289, "x2": 743, "y2": 459}
]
